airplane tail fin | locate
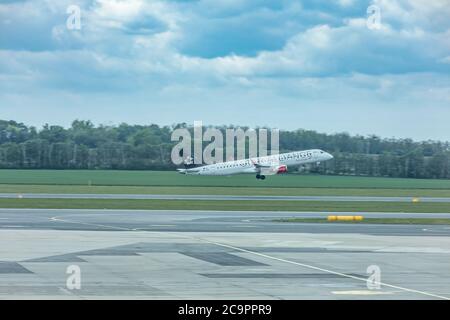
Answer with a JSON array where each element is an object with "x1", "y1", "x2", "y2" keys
[{"x1": 183, "y1": 156, "x2": 201, "y2": 169}]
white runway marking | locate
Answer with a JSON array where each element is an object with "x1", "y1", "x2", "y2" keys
[
  {"x1": 150, "y1": 225, "x2": 176, "y2": 227},
  {"x1": 46, "y1": 214, "x2": 450, "y2": 300},
  {"x1": 332, "y1": 290, "x2": 395, "y2": 296},
  {"x1": 194, "y1": 237, "x2": 450, "y2": 300},
  {"x1": 49, "y1": 216, "x2": 131, "y2": 231}
]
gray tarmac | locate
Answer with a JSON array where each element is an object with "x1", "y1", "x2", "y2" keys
[
  {"x1": 1, "y1": 208, "x2": 450, "y2": 300},
  {"x1": 1, "y1": 209, "x2": 450, "y2": 235},
  {"x1": 1, "y1": 193, "x2": 450, "y2": 202}
]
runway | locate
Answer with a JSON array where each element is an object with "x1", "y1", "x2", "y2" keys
[
  {"x1": 1, "y1": 193, "x2": 450, "y2": 202},
  {"x1": 1, "y1": 209, "x2": 450, "y2": 235},
  {"x1": 1, "y1": 209, "x2": 450, "y2": 299}
]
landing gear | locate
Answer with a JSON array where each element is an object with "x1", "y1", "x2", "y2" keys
[{"x1": 256, "y1": 174, "x2": 266, "y2": 180}]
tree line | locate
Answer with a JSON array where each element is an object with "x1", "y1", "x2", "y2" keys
[{"x1": 0, "y1": 119, "x2": 449, "y2": 179}]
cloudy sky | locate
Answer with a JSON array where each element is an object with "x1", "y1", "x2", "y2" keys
[{"x1": 1, "y1": 0, "x2": 449, "y2": 140}]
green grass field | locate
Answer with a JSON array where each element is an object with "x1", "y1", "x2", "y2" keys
[
  {"x1": 0, "y1": 170, "x2": 449, "y2": 213},
  {"x1": 0, "y1": 198, "x2": 449, "y2": 212},
  {"x1": 0, "y1": 170, "x2": 450, "y2": 198},
  {"x1": 1, "y1": 169, "x2": 450, "y2": 189}
]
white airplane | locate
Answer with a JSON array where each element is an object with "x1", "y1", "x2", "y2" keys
[{"x1": 177, "y1": 149, "x2": 333, "y2": 180}]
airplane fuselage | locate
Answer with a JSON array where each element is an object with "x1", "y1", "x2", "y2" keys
[{"x1": 178, "y1": 149, "x2": 333, "y2": 178}]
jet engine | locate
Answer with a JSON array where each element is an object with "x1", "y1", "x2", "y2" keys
[{"x1": 276, "y1": 165, "x2": 288, "y2": 174}]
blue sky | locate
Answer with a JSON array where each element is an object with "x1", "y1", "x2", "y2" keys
[{"x1": 1, "y1": 0, "x2": 449, "y2": 140}]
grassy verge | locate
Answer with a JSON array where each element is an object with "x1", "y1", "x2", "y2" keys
[
  {"x1": 0, "y1": 199, "x2": 449, "y2": 212},
  {"x1": 274, "y1": 218, "x2": 450, "y2": 225},
  {"x1": 0, "y1": 184, "x2": 450, "y2": 197},
  {"x1": 1, "y1": 170, "x2": 450, "y2": 189}
]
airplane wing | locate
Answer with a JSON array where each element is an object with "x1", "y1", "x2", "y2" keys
[
  {"x1": 250, "y1": 159, "x2": 272, "y2": 169},
  {"x1": 251, "y1": 160, "x2": 288, "y2": 175},
  {"x1": 177, "y1": 167, "x2": 202, "y2": 174}
]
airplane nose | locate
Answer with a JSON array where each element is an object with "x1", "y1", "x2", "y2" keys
[{"x1": 327, "y1": 153, "x2": 334, "y2": 160}]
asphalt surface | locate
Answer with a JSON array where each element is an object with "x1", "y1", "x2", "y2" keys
[
  {"x1": 1, "y1": 209, "x2": 450, "y2": 300},
  {"x1": 1, "y1": 193, "x2": 450, "y2": 202},
  {"x1": 1, "y1": 209, "x2": 450, "y2": 236}
]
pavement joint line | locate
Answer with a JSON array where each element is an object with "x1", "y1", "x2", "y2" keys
[
  {"x1": 45, "y1": 214, "x2": 450, "y2": 300},
  {"x1": 49, "y1": 216, "x2": 132, "y2": 231},
  {"x1": 17, "y1": 254, "x2": 79, "y2": 299},
  {"x1": 190, "y1": 237, "x2": 450, "y2": 300}
]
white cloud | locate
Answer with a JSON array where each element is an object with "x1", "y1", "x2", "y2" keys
[
  {"x1": 338, "y1": 0, "x2": 356, "y2": 7},
  {"x1": 440, "y1": 56, "x2": 450, "y2": 64},
  {"x1": 0, "y1": 0, "x2": 449, "y2": 139}
]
